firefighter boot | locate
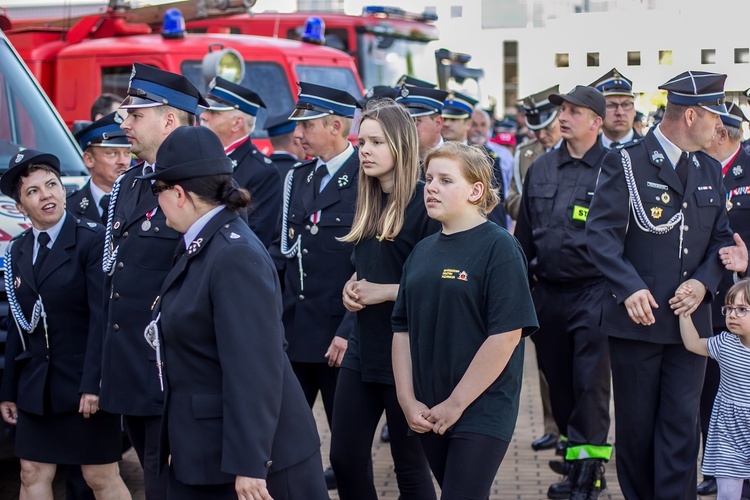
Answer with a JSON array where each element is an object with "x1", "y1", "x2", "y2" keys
[{"x1": 570, "y1": 459, "x2": 606, "y2": 500}]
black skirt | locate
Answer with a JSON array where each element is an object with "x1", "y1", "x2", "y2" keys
[{"x1": 15, "y1": 409, "x2": 122, "y2": 464}]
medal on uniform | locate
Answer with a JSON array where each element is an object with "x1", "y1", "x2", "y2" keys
[
  {"x1": 14, "y1": 276, "x2": 21, "y2": 289},
  {"x1": 142, "y1": 207, "x2": 157, "y2": 231},
  {"x1": 651, "y1": 206, "x2": 663, "y2": 219},
  {"x1": 661, "y1": 192, "x2": 670, "y2": 204},
  {"x1": 310, "y1": 210, "x2": 321, "y2": 235}
]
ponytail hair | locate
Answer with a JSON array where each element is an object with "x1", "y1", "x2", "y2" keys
[{"x1": 174, "y1": 174, "x2": 251, "y2": 212}]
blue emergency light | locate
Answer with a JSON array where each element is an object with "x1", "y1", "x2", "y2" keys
[
  {"x1": 301, "y1": 16, "x2": 325, "y2": 45},
  {"x1": 162, "y1": 8, "x2": 186, "y2": 39}
]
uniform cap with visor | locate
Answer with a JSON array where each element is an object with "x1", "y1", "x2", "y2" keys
[
  {"x1": 658, "y1": 71, "x2": 727, "y2": 115},
  {"x1": 74, "y1": 112, "x2": 131, "y2": 151},
  {"x1": 289, "y1": 82, "x2": 360, "y2": 121},
  {"x1": 120, "y1": 63, "x2": 209, "y2": 115},
  {"x1": 264, "y1": 111, "x2": 298, "y2": 137},
  {"x1": 206, "y1": 77, "x2": 266, "y2": 117},
  {"x1": 590, "y1": 68, "x2": 634, "y2": 97},
  {"x1": 442, "y1": 91, "x2": 478, "y2": 120},
  {"x1": 520, "y1": 85, "x2": 560, "y2": 131},
  {"x1": 396, "y1": 85, "x2": 449, "y2": 117},
  {"x1": 720, "y1": 101, "x2": 748, "y2": 129}
]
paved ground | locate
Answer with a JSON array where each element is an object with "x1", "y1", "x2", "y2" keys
[{"x1": 0, "y1": 338, "x2": 713, "y2": 499}]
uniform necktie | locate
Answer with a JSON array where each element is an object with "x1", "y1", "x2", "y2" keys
[
  {"x1": 99, "y1": 194, "x2": 111, "y2": 215},
  {"x1": 676, "y1": 152, "x2": 689, "y2": 189},
  {"x1": 34, "y1": 232, "x2": 51, "y2": 283},
  {"x1": 610, "y1": 141, "x2": 620, "y2": 149},
  {"x1": 314, "y1": 164, "x2": 328, "y2": 196},
  {"x1": 143, "y1": 164, "x2": 154, "y2": 176}
]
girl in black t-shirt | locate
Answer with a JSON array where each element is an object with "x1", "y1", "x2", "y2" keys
[
  {"x1": 392, "y1": 142, "x2": 538, "y2": 499},
  {"x1": 329, "y1": 100, "x2": 437, "y2": 500}
]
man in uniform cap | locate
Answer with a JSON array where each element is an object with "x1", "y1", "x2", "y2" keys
[
  {"x1": 200, "y1": 77, "x2": 282, "y2": 248},
  {"x1": 395, "y1": 84, "x2": 449, "y2": 161},
  {"x1": 271, "y1": 81, "x2": 359, "y2": 486},
  {"x1": 394, "y1": 74, "x2": 436, "y2": 90},
  {"x1": 516, "y1": 85, "x2": 613, "y2": 499},
  {"x1": 99, "y1": 62, "x2": 208, "y2": 499},
  {"x1": 69, "y1": 112, "x2": 131, "y2": 224},
  {"x1": 590, "y1": 68, "x2": 641, "y2": 149},
  {"x1": 696, "y1": 101, "x2": 750, "y2": 496},
  {"x1": 586, "y1": 71, "x2": 744, "y2": 499},
  {"x1": 265, "y1": 111, "x2": 306, "y2": 178},
  {"x1": 506, "y1": 85, "x2": 563, "y2": 221}
]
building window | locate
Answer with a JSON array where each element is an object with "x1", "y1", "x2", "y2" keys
[
  {"x1": 736, "y1": 48, "x2": 750, "y2": 64},
  {"x1": 587, "y1": 52, "x2": 600, "y2": 67},
  {"x1": 659, "y1": 50, "x2": 673, "y2": 66},
  {"x1": 504, "y1": 41, "x2": 519, "y2": 114},
  {"x1": 450, "y1": 5, "x2": 462, "y2": 18},
  {"x1": 701, "y1": 49, "x2": 716, "y2": 65},
  {"x1": 627, "y1": 51, "x2": 641, "y2": 66},
  {"x1": 555, "y1": 53, "x2": 569, "y2": 68}
]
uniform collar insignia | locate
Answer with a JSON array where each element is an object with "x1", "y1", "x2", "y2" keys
[
  {"x1": 187, "y1": 237, "x2": 203, "y2": 255},
  {"x1": 79, "y1": 197, "x2": 90, "y2": 210},
  {"x1": 692, "y1": 155, "x2": 700, "y2": 168},
  {"x1": 307, "y1": 170, "x2": 314, "y2": 183},
  {"x1": 651, "y1": 151, "x2": 665, "y2": 164},
  {"x1": 229, "y1": 232, "x2": 241, "y2": 239},
  {"x1": 337, "y1": 173, "x2": 350, "y2": 188},
  {"x1": 734, "y1": 164, "x2": 744, "y2": 177},
  {"x1": 231, "y1": 159, "x2": 238, "y2": 169},
  {"x1": 87, "y1": 222, "x2": 97, "y2": 228}
]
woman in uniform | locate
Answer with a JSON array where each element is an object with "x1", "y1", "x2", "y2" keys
[
  {"x1": 142, "y1": 125, "x2": 327, "y2": 499},
  {"x1": 0, "y1": 150, "x2": 130, "y2": 499},
  {"x1": 330, "y1": 99, "x2": 438, "y2": 500}
]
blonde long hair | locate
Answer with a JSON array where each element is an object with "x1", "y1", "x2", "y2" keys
[{"x1": 340, "y1": 99, "x2": 420, "y2": 243}]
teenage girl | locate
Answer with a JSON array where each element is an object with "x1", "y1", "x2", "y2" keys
[
  {"x1": 678, "y1": 278, "x2": 750, "y2": 500},
  {"x1": 329, "y1": 99, "x2": 438, "y2": 500},
  {"x1": 392, "y1": 142, "x2": 538, "y2": 499}
]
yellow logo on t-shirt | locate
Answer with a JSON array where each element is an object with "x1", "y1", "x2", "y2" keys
[{"x1": 442, "y1": 268, "x2": 460, "y2": 279}]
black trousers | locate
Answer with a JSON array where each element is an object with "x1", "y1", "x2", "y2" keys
[
  {"x1": 531, "y1": 280, "x2": 611, "y2": 447},
  {"x1": 124, "y1": 415, "x2": 168, "y2": 500},
  {"x1": 329, "y1": 367, "x2": 436, "y2": 500},
  {"x1": 167, "y1": 451, "x2": 328, "y2": 500},
  {"x1": 291, "y1": 361, "x2": 337, "y2": 427},
  {"x1": 609, "y1": 337, "x2": 705, "y2": 499},
  {"x1": 419, "y1": 432, "x2": 508, "y2": 500}
]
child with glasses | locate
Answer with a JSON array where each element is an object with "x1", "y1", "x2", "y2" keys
[{"x1": 678, "y1": 278, "x2": 750, "y2": 500}]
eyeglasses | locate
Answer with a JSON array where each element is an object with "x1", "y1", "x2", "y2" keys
[
  {"x1": 721, "y1": 305, "x2": 750, "y2": 317},
  {"x1": 151, "y1": 183, "x2": 174, "y2": 196},
  {"x1": 606, "y1": 101, "x2": 635, "y2": 112}
]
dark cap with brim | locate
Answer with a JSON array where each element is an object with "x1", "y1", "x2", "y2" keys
[
  {"x1": 137, "y1": 126, "x2": 233, "y2": 182},
  {"x1": 396, "y1": 85, "x2": 449, "y2": 117},
  {"x1": 264, "y1": 111, "x2": 298, "y2": 137},
  {"x1": 74, "y1": 112, "x2": 131, "y2": 150},
  {"x1": 590, "y1": 68, "x2": 634, "y2": 97},
  {"x1": 720, "y1": 102, "x2": 748, "y2": 129},
  {"x1": 358, "y1": 86, "x2": 398, "y2": 108},
  {"x1": 289, "y1": 82, "x2": 360, "y2": 120},
  {"x1": 521, "y1": 85, "x2": 560, "y2": 131},
  {"x1": 120, "y1": 63, "x2": 209, "y2": 114},
  {"x1": 442, "y1": 91, "x2": 478, "y2": 119},
  {"x1": 206, "y1": 77, "x2": 266, "y2": 117},
  {"x1": 659, "y1": 71, "x2": 727, "y2": 115},
  {"x1": 394, "y1": 74, "x2": 436, "y2": 89},
  {"x1": 1, "y1": 149, "x2": 61, "y2": 197},
  {"x1": 550, "y1": 86, "x2": 606, "y2": 119}
]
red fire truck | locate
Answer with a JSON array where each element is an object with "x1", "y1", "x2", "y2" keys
[
  {"x1": 1, "y1": 1, "x2": 363, "y2": 152},
  {"x1": 185, "y1": 6, "x2": 439, "y2": 90}
]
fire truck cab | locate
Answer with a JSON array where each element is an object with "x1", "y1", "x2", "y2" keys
[
  {"x1": 185, "y1": 6, "x2": 439, "y2": 91},
  {"x1": 4, "y1": 9, "x2": 363, "y2": 152}
]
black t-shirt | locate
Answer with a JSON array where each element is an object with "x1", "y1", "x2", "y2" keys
[
  {"x1": 392, "y1": 221, "x2": 538, "y2": 441},
  {"x1": 341, "y1": 182, "x2": 440, "y2": 384}
]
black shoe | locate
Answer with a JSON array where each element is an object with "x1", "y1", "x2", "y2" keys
[
  {"x1": 547, "y1": 479, "x2": 572, "y2": 499},
  {"x1": 532, "y1": 433, "x2": 560, "y2": 451},
  {"x1": 549, "y1": 459, "x2": 570, "y2": 476},
  {"x1": 571, "y1": 459, "x2": 606, "y2": 500},
  {"x1": 324, "y1": 467, "x2": 337, "y2": 490},
  {"x1": 556, "y1": 440, "x2": 568, "y2": 457},
  {"x1": 380, "y1": 423, "x2": 390, "y2": 443},
  {"x1": 697, "y1": 477, "x2": 717, "y2": 495}
]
